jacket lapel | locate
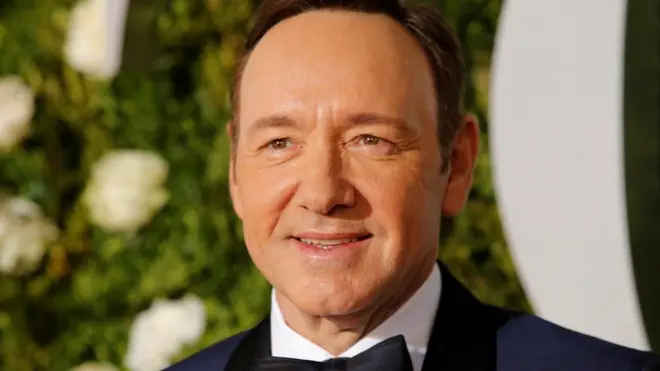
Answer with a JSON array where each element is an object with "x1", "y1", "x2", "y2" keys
[
  {"x1": 224, "y1": 317, "x2": 271, "y2": 371},
  {"x1": 420, "y1": 262, "x2": 520, "y2": 371}
]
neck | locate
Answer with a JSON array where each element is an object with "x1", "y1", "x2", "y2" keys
[{"x1": 275, "y1": 258, "x2": 436, "y2": 356}]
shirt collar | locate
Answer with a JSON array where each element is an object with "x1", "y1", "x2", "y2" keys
[{"x1": 270, "y1": 263, "x2": 441, "y2": 371}]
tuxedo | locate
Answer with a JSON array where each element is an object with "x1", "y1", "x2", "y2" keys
[{"x1": 165, "y1": 262, "x2": 660, "y2": 371}]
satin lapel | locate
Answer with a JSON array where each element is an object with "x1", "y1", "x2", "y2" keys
[
  {"x1": 421, "y1": 262, "x2": 521, "y2": 371},
  {"x1": 224, "y1": 317, "x2": 272, "y2": 371}
]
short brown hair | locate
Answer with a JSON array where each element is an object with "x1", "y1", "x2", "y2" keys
[{"x1": 231, "y1": 0, "x2": 465, "y2": 162}]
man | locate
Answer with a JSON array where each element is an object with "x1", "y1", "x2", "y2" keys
[{"x1": 167, "y1": 0, "x2": 660, "y2": 370}]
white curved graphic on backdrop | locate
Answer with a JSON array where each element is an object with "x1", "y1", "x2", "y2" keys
[{"x1": 490, "y1": 0, "x2": 649, "y2": 349}]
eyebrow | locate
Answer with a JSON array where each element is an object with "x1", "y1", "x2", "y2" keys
[
  {"x1": 346, "y1": 113, "x2": 418, "y2": 137},
  {"x1": 347, "y1": 113, "x2": 410, "y2": 129},
  {"x1": 246, "y1": 115, "x2": 298, "y2": 138},
  {"x1": 246, "y1": 112, "x2": 413, "y2": 136}
]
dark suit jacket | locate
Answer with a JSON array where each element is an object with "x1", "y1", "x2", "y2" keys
[{"x1": 166, "y1": 262, "x2": 660, "y2": 371}]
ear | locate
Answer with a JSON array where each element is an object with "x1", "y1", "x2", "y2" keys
[
  {"x1": 227, "y1": 122, "x2": 243, "y2": 220},
  {"x1": 441, "y1": 114, "x2": 480, "y2": 216}
]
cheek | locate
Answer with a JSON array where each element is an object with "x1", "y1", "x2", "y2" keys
[
  {"x1": 235, "y1": 160, "x2": 299, "y2": 240},
  {"x1": 355, "y1": 158, "x2": 444, "y2": 248}
]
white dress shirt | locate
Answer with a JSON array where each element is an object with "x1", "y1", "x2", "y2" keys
[{"x1": 270, "y1": 264, "x2": 441, "y2": 371}]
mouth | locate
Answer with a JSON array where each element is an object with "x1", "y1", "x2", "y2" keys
[{"x1": 291, "y1": 234, "x2": 373, "y2": 250}]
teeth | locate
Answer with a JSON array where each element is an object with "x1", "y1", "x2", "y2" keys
[{"x1": 299, "y1": 238, "x2": 360, "y2": 247}]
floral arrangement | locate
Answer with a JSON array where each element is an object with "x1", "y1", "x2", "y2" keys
[{"x1": 0, "y1": 0, "x2": 268, "y2": 370}]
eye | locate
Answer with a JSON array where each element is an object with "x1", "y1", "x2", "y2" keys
[
  {"x1": 266, "y1": 138, "x2": 293, "y2": 150},
  {"x1": 352, "y1": 134, "x2": 396, "y2": 155},
  {"x1": 358, "y1": 134, "x2": 382, "y2": 146}
]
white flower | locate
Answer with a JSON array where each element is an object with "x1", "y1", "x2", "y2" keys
[
  {"x1": 125, "y1": 295, "x2": 206, "y2": 371},
  {"x1": 0, "y1": 196, "x2": 59, "y2": 276},
  {"x1": 64, "y1": 0, "x2": 130, "y2": 79},
  {"x1": 70, "y1": 362, "x2": 119, "y2": 371},
  {"x1": 0, "y1": 76, "x2": 35, "y2": 153},
  {"x1": 83, "y1": 150, "x2": 169, "y2": 233}
]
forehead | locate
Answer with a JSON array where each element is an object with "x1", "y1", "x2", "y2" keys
[{"x1": 238, "y1": 10, "x2": 436, "y2": 124}]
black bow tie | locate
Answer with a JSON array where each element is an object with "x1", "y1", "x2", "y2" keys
[{"x1": 254, "y1": 335, "x2": 414, "y2": 371}]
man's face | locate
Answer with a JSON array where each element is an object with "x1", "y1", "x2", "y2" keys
[{"x1": 230, "y1": 10, "x2": 475, "y2": 316}]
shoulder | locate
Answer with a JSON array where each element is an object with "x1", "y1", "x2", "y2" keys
[
  {"x1": 497, "y1": 312, "x2": 660, "y2": 371},
  {"x1": 163, "y1": 331, "x2": 248, "y2": 371}
]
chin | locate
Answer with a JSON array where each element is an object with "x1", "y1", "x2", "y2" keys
[
  {"x1": 282, "y1": 275, "x2": 387, "y2": 318},
  {"x1": 301, "y1": 295, "x2": 361, "y2": 317}
]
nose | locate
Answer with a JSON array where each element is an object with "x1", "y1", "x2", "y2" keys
[{"x1": 295, "y1": 143, "x2": 355, "y2": 216}]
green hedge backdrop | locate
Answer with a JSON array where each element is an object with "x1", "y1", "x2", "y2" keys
[{"x1": 0, "y1": 0, "x2": 528, "y2": 370}]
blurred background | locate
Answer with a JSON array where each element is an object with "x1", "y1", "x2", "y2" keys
[{"x1": 0, "y1": 0, "x2": 657, "y2": 370}]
